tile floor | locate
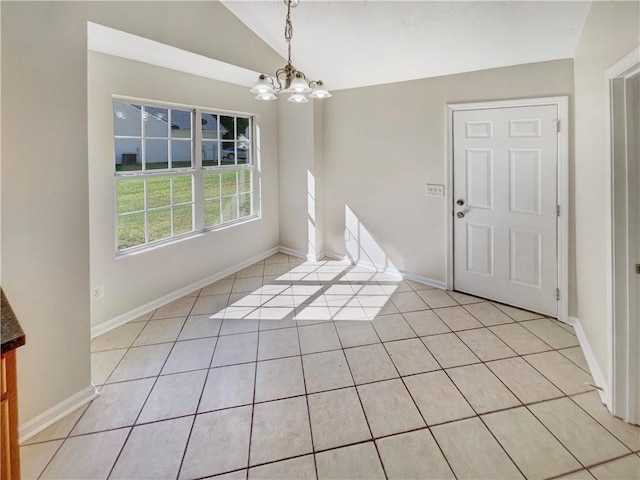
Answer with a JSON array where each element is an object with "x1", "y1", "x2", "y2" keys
[{"x1": 21, "y1": 253, "x2": 640, "y2": 479}]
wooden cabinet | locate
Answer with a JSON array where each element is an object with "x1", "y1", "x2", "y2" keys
[
  {"x1": 1, "y1": 350, "x2": 20, "y2": 480},
  {"x1": 1, "y1": 289, "x2": 25, "y2": 480}
]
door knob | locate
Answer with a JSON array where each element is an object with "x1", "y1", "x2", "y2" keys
[
  {"x1": 456, "y1": 199, "x2": 465, "y2": 206},
  {"x1": 457, "y1": 212, "x2": 465, "y2": 219}
]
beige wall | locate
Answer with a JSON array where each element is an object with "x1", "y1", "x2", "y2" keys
[
  {"x1": 89, "y1": 52, "x2": 279, "y2": 327},
  {"x1": 322, "y1": 60, "x2": 574, "y2": 284},
  {"x1": 277, "y1": 100, "x2": 325, "y2": 258},
  {"x1": 573, "y1": 1, "x2": 640, "y2": 386},
  {"x1": 1, "y1": 1, "x2": 282, "y2": 428}
]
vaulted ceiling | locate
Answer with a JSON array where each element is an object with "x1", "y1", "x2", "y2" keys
[{"x1": 221, "y1": 1, "x2": 592, "y2": 90}]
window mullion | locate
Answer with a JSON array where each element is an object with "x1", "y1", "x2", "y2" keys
[{"x1": 193, "y1": 109, "x2": 205, "y2": 232}]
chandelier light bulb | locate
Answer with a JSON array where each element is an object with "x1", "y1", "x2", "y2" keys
[
  {"x1": 309, "y1": 81, "x2": 332, "y2": 99},
  {"x1": 255, "y1": 92, "x2": 278, "y2": 101},
  {"x1": 288, "y1": 93, "x2": 309, "y2": 103},
  {"x1": 289, "y1": 75, "x2": 312, "y2": 93}
]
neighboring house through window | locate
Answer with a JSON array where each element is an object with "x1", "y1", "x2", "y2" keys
[{"x1": 113, "y1": 100, "x2": 256, "y2": 252}]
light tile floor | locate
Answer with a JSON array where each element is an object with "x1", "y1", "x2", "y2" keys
[{"x1": 21, "y1": 254, "x2": 640, "y2": 479}]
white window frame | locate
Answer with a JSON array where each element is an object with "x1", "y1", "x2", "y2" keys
[{"x1": 113, "y1": 97, "x2": 258, "y2": 255}]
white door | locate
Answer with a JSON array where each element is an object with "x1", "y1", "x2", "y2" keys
[{"x1": 453, "y1": 105, "x2": 559, "y2": 316}]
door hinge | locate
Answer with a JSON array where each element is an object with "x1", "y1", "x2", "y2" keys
[
  {"x1": 636, "y1": 264, "x2": 640, "y2": 274},
  {"x1": 555, "y1": 119, "x2": 561, "y2": 133},
  {"x1": 556, "y1": 205, "x2": 560, "y2": 217},
  {"x1": 556, "y1": 288, "x2": 560, "y2": 300}
]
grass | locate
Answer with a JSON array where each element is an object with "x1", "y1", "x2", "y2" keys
[{"x1": 117, "y1": 171, "x2": 252, "y2": 250}]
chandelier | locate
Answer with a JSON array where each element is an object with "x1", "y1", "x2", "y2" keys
[{"x1": 250, "y1": 0, "x2": 331, "y2": 103}]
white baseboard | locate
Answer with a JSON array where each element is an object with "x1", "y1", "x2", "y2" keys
[
  {"x1": 569, "y1": 315, "x2": 609, "y2": 406},
  {"x1": 20, "y1": 384, "x2": 99, "y2": 444},
  {"x1": 328, "y1": 251, "x2": 447, "y2": 289},
  {"x1": 91, "y1": 246, "x2": 280, "y2": 338},
  {"x1": 277, "y1": 246, "x2": 330, "y2": 262}
]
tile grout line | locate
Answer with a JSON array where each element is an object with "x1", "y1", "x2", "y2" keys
[
  {"x1": 37, "y1": 256, "x2": 639, "y2": 479},
  {"x1": 172, "y1": 287, "x2": 220, "y2": 480}
]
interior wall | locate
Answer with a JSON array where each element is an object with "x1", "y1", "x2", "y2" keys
[
  {"x1": 572, "y1": 1, "x2": 640, "y2": 390},
  {"x1": 322, "y1": 60, "x2": 575, "y2": 286},
  {"x1": 277, "y1": 100, "x2": 325, "y2": 258},
  {"x1": 1, "y1": 1, "x2": 282, "y2": 429},
  {"x1": 89, "y1": 52, "x2": 279, "y2": 327}
]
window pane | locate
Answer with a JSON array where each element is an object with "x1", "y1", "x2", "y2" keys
[
  {"x1": 146, "y1": 139, "x2": 169, "y2": 170},
  {"x1": 202, "y1": 113, "x2": 219, "y2": 139},
  {"x1": 147, "y1": 177, "x2": 171, "y2": 209},
  {"x1": 114, "y1": 103, "x2": 142, "y2": 136},
  {"x1": 117, "y1": 179, "x2": 145, "y2": 214},
  {"x1": 171, "y1": 140, "x2": 192, "y2": 168},
  {"x1": 239, "y1": 193, "x2": 252, "y2": 218},
  {"x1": 145, "y1": 107, "x2": 169, "y2": 137},
  {"x1": 148, "y1": 208, "x2": 172, "y2": 242},
  {"x1": 204, "y1": 198, "x2": 221, "y2": 227},
  {"x1": 238, "y1": 170, "x2": 251, "y2": 193},
  {"x1": 237, "y1": 117, "x2": 250, "y2": 141},
  {"x1": 237, "y1": 146, "x2": 249, "y2": 165},
  {"x1": 221, "y1": 141, "x2": 236, "y2": 165},
  {"x1": 115, "y1": 138, "x2": 142, "y2": 172},
  {"x1": 174, "y1": 204, "x2": 193, "y2": 235},
  {"x1": 222, "y1": 195, "x2": 238, "y2": 223},
  {"x1": 220, "y1": 116, "x2": 235, "y2": 140},
  {"x1": 173, "y1": 175, "x2": 193, "y2": 204},
  {"x1": 170, "y1": 109, "x2": 191, "y2": 139},
  {"x1": 204, "y1": 172, "x2": 220, "y2": 199},
  {"x1": 118, "y1": 213, "x2": 145, "y2": 250},
  {"x1": 202, "y1": 140, "x2": 219, "y2": 167},
  {"x1": 221, "y1": 171, "x2": 237, "y2": 196}
]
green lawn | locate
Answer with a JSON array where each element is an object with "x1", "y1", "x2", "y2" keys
[{"x1": 117, "y1": 171, "x2": 252, "y2": 250}]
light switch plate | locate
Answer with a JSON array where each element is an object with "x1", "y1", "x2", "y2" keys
[{"x1": 426, "y1": 184, "x2": 444, "y2": 197}]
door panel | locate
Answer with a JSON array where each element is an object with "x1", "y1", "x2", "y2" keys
[{"x1": 453, "y1": 105, "x2": 558, "y2": 316}]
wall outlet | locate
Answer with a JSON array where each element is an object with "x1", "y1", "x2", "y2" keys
[
  {"x1": 91, "y1": 284, "x2": 104, "y2": 302},
  {"x1": 426, "y1": 184, "x2": 445, "y2": 197},
  {"x1": 344, "y1": 230, "x2": 351, "y2": 241}
]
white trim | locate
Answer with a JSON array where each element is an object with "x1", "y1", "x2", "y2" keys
[
  {"x1": 604, "y1": 45, "x2": 640, "y2": 424},
  {"x1": 19, "y1": 384, "x2": 99, "y2": 444},
  {"x1": 325, "y1": 251, "x2": 447, "y2": 289},
  {"x1": 91, "y1": 246, "x2": 279, "y2": 338},
  {"x1": 569, "y1": 316, "x2": 608, "y2": 405},
  {"x1": 278, "y1": 245, "x2": 327, "y2": 262},
  {"x1": 445, "y1": 96, "x2": 569, "y2": 323}
]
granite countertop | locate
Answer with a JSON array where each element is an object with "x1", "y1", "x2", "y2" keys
[{"x1": 1, "y1": 288, "x2": 26, "y2": 354}]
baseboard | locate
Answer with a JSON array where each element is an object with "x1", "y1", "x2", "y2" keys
[
  {"x1": 569, "y1": 315, "x2": 609, "y2": 406},
  {"x1": 277, "y1": 246, "x2": 329, "y2": 262},
  {"x1": 91, "y1": 246, "x2": 280, "y2": 338},
  {"x1": 328, "y1": 251, "x2": 447, "y2": 289},
  {"x1": 19, "y1": 384, "x2": 99, "y2": 444}
]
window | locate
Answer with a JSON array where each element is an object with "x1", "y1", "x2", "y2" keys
[{"x1": 113, "y1": 101, "x2": 255, "y2": 252}]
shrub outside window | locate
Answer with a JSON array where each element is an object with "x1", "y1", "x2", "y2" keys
[{"x1": 113, "y1": 100, "x2": 255, "y2": 252}]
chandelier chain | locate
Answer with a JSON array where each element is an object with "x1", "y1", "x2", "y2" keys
[{"x1": 285, "y1": 0, "x2": 293, "y2": 64}]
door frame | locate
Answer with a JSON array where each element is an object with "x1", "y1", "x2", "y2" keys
[
  {"x1": 604, "y1": 46, "x2": 640, "y2": 424},
  {"x1": 445, "y1": 96, "x2": 569, "y2": 323}
]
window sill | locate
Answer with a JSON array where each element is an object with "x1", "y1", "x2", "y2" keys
[{"x1": 115, "y1": 214, "x2": 261, "y2": 259}]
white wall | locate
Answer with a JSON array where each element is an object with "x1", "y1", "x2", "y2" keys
[
  {"x1": 89, "y1": 52, "x2": 279, "y2": 327},
  {"x1": 278, "y1": 100, "x2": 325, "y2": 258},
  {"x1": 322, "y1": 60, "x2": 575, "y2": 285},
  {"x1": 1, "y1": 1, "x2": 282, "y2": 429},
  {"x1": 572, "y1": 1, "x2": 640, "y2": 389}
]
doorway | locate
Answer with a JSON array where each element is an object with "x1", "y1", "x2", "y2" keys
[
  {"x1": 606, "y1": 47, "x2": 640, "y2": 424},
  {"x1": 446, "y1": 97, "x2": 569, "y2": 322}
]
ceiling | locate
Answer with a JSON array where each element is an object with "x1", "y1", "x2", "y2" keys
[{"x1": 221, "y1": 1, "x2": 592, "y2": 91}]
